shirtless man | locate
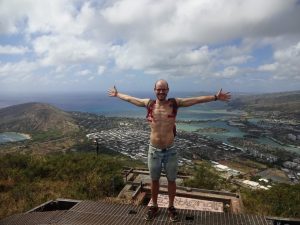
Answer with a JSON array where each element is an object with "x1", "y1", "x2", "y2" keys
[{"x1": 108, "y1": 79, "x2": 231, "y2": 222}]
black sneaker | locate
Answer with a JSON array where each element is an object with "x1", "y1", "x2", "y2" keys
[
  {"x1": 168, "y1": 206, "x2": 179, "y2": 222},
  {"x1": 144, "y1": 206, "x2": 158, "y2": 221}
]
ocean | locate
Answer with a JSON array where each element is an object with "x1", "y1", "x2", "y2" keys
[{"x1": 0, "y1": 92, "x2": 237, "y2": 119}]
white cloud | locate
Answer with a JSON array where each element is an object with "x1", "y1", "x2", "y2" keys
[
  {"x1": 97, "y1": 65, "x2": 106, "y2": 75},
  {"x1": 172, "y1": 47, "x2": 211, "y2": 66},
  {"x1": 0, "y1": 0, "x2": 26, "y2": 34},
  {"x1": 220, "y1": 55, "x2": 253, "y2": 66},
  {"x1": 0, "y1": 60, "x2": 37, "y2": 77},
  {"x1": 78, "y1": 69, "x2": 91, "y2": 76},
  {"x1": 105, "y1": 0, "x2": 300, "y2": 81},
  {"x1": 0, "y1": 0, "x2": 88, "y2": 35},
  {"x1": 258, "y1": 63, "x2": 278, "y2": 72},
  {"x1": 259, "y1": 41, "x2": 300, "y2": 80},
  {"x1": 214, "y1": 66, "x2": 240, "y2": 78},
  {"x1": 54, "y1": 73, "x2": 65, "y2": 79},
  {"x1": 33, "y1": 35, "x2": 102, "y2": 66},
  {"x1": 0, "y1": 45, "x2": 29, "y2": 54},
  {"x1": 102, "y1": 0, "x2": 300, "y2": 45}
]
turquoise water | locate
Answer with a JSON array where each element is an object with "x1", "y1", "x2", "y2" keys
[
  {"x1": 177, "y1": 121, "x2": 245, "y2": 143},
  {"x1": 0, "y1": 132, "x2": 30, "y2": 144},
  {"x1": 176, "y1": 108, "x2": 243, "y2": 121},
  {"x1": 247, "y1": 118, "x2": 300, "y2": 154},
  {"x1": 177, "y1": 121, "x2": 300, "y2": 155}
]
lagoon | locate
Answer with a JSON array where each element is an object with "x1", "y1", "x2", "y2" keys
[
  {"x1": 0, "y1": 132, "x2": 31, "y2": 144},
  {"x1": 177, "y1": 120, "x2": 300, "y2": 155}
]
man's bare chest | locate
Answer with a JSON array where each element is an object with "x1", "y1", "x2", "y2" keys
[
  {"x1": 153, "y1": 104, "x2": 175, "y2": 119},
  {"x1": 146, "y1": 99, "x2": 178, "y2": 123}
]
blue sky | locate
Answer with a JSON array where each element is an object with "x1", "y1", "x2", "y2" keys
[{"x1": 0, "y1": 0, "x2": 300, "y2": 94}]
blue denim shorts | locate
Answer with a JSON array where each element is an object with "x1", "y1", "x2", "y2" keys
[{"x1": 148, "y1": 144, "x2": 178, "y2": 181}]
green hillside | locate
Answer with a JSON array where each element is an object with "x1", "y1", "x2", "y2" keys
[
  {"x1": 0, "y1": 102, "x2": 79, "y2": 134},
  {"x1": 228, "y1": 91, "x2": 300, "y2": 118},
  {"x1": 0, "y1": 152, "x2": 143, "y2": 219}
]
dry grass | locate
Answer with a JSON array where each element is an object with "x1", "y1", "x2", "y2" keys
[{"x1": 219, "y1": 158, "x2": 267, "y2": 174}]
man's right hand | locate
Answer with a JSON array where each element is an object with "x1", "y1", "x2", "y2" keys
[{"x1": 108, "y1": 85, "x2": 118, "y2": 97}]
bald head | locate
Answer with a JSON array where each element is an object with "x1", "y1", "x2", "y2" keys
[
  {"x1": 154, "y1": 79, "x2": 169, "y2": 101},
  {"x1": 154, "y1": 79, "x2": 169, "y2": 89}
]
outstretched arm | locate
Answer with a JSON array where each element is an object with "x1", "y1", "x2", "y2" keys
[
  {"x1": 108, "y1": 85, "x2": 149, "y2": 107},
  {"x1": 177, "y1": 88, "x2": 231, "y2": 107}
]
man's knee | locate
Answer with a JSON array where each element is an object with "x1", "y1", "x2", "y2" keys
[
  {"x1": 166, "y1": 172, "x2": 177, "y2": 182},
  {"x1": 152, "y1": 180, "x2": 159, "y2": 184},
  {"x1": 167, "y1": 179, "x2": 177, "y2": 184}
]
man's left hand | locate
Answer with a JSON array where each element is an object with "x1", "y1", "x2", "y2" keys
[{"x1": 216, "y1": 89, "x2": 231, "y2": 101}]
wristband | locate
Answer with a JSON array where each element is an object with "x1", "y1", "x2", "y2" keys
[{"x1": 214, "y1": 95, "x2": 218, "y2": 101}]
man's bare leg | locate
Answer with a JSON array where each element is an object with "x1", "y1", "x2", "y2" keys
[
  {"x1": 145, "y1": 180, "x2": 160, "y2": 221},
  {"x1": 167, "y1": 180, "x2": 179, "y2": 221},
  {"x1": 168, "y1": 180, "x2": 176, "y2": 207},
  {"x1": 151, "y1": 180, "x2": 160, "y2": 206}
]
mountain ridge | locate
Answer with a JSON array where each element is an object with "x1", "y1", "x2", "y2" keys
[
  {"x1": 228, "y1": 90, "x2": 300, "y2": 118},
  {"x1": 0, "y1": 102, "x2": 79, "y2": 133}
]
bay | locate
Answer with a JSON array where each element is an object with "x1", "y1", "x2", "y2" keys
[{"x1": 0, "y1": 132, "x2": 31, "y2": 144}]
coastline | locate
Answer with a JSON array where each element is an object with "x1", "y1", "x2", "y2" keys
[
  {"x1": 19, "y1": 133, "x2": 32, "y2": 140},
  {"x1": 177, "y1": 119, "x2": 300, "y2": 155},
  {"x1": 0, "y1": 132, "x2": 31, "y2": 144}
]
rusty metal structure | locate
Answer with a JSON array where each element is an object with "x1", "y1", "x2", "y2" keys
[{"x1": 1, "y1": 199, "x2": 272, "y2": 225}]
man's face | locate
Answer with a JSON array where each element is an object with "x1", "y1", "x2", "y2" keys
[{"x1": 154, "y1": 82, "x2": 169, "y2": 101}]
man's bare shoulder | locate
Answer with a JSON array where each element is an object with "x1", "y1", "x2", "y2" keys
[
  {"x1": 143, "y1": 98, "x2": 152, "y2": 107},
  {"x1": 174, "y1": 98, "x2": 183, "y2": 107}
]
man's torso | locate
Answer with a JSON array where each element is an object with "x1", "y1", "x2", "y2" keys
[{"x1": 147, "y1": 99, "x2": 177, "y2": 148}]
